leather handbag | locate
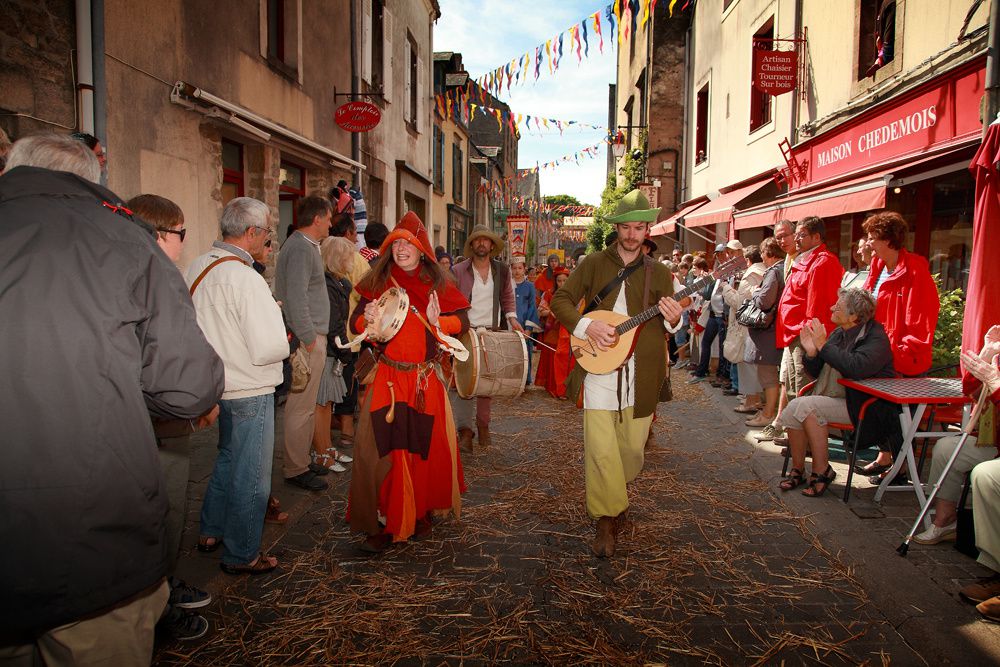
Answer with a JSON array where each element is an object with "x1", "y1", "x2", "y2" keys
[{"x1": 735, "y1": 299, "x2": 775, "y2": 330}]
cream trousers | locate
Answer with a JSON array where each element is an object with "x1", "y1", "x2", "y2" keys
[{"x1": 583, "y1": 407, "x2": 652, "y2": 519}]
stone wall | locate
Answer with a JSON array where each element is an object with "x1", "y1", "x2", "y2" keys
[
  {"x1": 0, "y1": 0, "x2": 76, "y2": 139},
  {"x1": 647, "y1": 14, "x2": 688, "y2": 214}
]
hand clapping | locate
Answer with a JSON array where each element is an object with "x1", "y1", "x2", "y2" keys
[{"x1": 962, "y1": 350, "x2": 1000, "y2": 395}]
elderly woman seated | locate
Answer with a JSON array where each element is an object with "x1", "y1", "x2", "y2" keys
[{"x1": 778, "y1": 288, "x2": 894, "y2": 497}]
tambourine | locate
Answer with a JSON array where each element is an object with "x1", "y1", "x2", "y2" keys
[{"x1": 334, "y1": 287, "x2": 408, "y2": 349}]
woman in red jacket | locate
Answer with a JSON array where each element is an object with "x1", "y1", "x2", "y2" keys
[{"x1": 854, "y1": 211, "x2": 940, "y2": 479}]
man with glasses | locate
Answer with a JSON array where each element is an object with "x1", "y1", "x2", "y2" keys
[
  {"x1": 186, "y1": 197, "x2": 289, "y2": 576},
  {"x1": 768, "y1": 217, "x2": 843, "y2": 439},
  {"x1": 275, "y1": 195, "x2": 334, "y2": 491}
]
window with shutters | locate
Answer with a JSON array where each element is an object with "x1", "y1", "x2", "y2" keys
[
  {"x1": 405, "y1": 33, "x2": 419, "y2": 130},
  {"x1": 452, "y1": 138, "x2": 464, "y2": 205},
  {"x1": 433, "y1": 126, "x2": 445, "y2": 193},
  {"x1": 362, "y1": 0, "x2": 392, "y2": 104}
]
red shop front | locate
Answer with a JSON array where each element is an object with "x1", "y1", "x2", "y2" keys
[{"x1": 735, "y1": 58, "x2": 984, "y2": 293}]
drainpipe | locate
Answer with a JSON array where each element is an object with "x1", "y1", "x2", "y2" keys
[
  {"x1": 350, "y1": 0, "x2": 361, "y2": 184},
  {"x1": 680, "y1": 22, "x2": 693, "y2": 248},
  {"x1": 986, "y1": 0, "x2": 1000, "y2": 128},
  {"x1": 91, "y1": 0, "x2": 107, "y2": 178},
  {"x1": 75, "y1": 0, "x2": 94, "y2": 133},
  {"x1": 790, "y1": 0, "x2": 802, "y2": 144}
]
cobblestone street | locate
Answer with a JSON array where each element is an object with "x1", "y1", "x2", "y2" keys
[{"x1": 152, "y1": 374, "x2": 1000, "y2": 665}]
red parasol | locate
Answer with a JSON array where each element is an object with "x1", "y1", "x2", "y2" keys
[{"x1": 962, "y1": 121, "x2": 1000, "y2": 393}]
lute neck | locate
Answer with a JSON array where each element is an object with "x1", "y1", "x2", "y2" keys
[{"x1": 611, "y1": 272, "x2": 717, "y2": 336}]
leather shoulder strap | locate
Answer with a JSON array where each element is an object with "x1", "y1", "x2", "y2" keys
[
  {"x1": 582, "y1": 260, "x2": 642, "y2": 315},
  {"x1": 189, "y1": 256, "x2": 245, "y2": 296}
]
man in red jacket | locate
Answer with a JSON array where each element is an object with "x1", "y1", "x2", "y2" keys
[{"x1": 760, "y1": 216, "x2": 844, "y2": 442}]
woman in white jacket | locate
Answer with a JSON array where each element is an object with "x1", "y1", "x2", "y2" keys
[{"x1": 721, "y1": 245, "x2": 766, "y2": 415}]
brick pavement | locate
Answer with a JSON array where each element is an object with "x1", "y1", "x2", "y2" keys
[{"x1": 155, "y1": 376, "x2": 1000, "y2": 665}]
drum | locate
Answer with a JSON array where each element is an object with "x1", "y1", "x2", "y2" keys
[{"x1": 454, "y1": 328, "x2": 528, "y2": 398}]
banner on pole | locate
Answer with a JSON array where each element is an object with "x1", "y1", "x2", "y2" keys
[{"x1": 507, "y1": 214, "x2": 530, "y2": 257}]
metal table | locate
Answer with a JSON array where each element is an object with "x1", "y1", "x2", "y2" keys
[{"x1": 837, "y1": 377, "x2": 970, "y2": 526}]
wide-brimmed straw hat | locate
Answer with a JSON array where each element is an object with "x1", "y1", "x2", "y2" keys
[
  {"x1": 463, "y1": 225, "x2": 504, "y2": 258},
  {"x1": 605, "y1": 189, "x2": 661, "y2": 223}
]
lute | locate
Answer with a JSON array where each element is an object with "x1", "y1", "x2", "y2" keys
[{"x1": 571, "y1": 256, "x2": 749, "y2": 375}]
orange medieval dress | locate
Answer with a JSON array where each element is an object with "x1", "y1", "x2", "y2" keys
[
  {"x1": 347, "y1": 265, "x2": 470, "y2": 542},
  {"x1": 537, "y1": 289, "x2": 575, "y2": 399}
]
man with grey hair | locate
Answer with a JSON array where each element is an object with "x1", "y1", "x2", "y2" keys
[
  {"x1": 0, "y1": 132, "x2": 224, "y2": 663},
  {"x1": 185, "y1": 197, "x2": 289, "y2": 575},
  {"x1": 275, "y1": 195, "x2": 333, "y2": 491},
  {"x1": 5, "y1": 132, "x2": 102, "y2": 183}
]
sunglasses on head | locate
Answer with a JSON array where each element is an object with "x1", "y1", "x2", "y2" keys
[{"x1": 159, "y1": 227, "x2": 186, "y2": 241}]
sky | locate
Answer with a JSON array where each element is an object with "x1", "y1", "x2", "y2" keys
[{"x1": 434, "y1": 0, "x2": 617, "y2": 207}]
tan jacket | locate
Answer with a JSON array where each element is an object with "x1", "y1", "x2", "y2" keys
[{"x1": 550, "y1": 245, "x2": 674, "y2": 419}]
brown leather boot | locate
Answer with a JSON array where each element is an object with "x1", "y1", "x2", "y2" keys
[
  {"x1": 644, "y1": 425, "x2": 655, "y2": 450},
  {"x1": 476, "y1": 419, "x2": 491, "y2": 449},
  {"x1": 591, "y1": 517, "x2": 616, "y2": 558},
  {"x1": 457, "y1": 428, "x2": 474, "y2": 453}
]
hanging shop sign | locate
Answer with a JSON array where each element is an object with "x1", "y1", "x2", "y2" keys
[
  {"x1": 507, "y1": 214, "x2": 530, "y2": 257},
  {"x1": 637, "y1": 182, "x2": 659, "y2": 210},
  {"x1": 335, "y1": 101, "x2": 381, "y2": 132},
  {"x1": 752, "y1": 49, "x2": 798, "y2": 95}
]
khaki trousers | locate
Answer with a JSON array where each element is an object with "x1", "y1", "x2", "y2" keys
[
  {"x1": 972, "y1": 458, "x2": 1000, "y2": 572},
  {"x1": 282, "y1": 335, "x2": 327, "y2": 478},
  {"x1": 929, "y1": 435, "x2": 995, "y2": 503},
  {"x1": 0, "y1": 579, "x2": 169, "y2": 667},
  {"x1": 583, "y1": 407, "x2": 652, "y2": 519}
]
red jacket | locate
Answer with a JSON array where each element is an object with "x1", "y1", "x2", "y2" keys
[
  {"x1": 775, "y1": 243, "x2": 844, "y2": 348},
  {"x1": 863, "y1": 248, "x2": 939, "y2": 376}
]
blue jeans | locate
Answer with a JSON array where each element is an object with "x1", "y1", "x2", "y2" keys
[
  {"x1": 730, "y1": 360, "x2": 739, "y2": 392},
  {"x1": 200, "y1": 393, "x2": 274, "y2": 565},
  {"x1": 695, "y1": 314, "x2": 727, "y2": 377}
]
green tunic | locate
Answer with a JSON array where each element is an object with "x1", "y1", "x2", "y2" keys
[{"x1": 550, "y1": 245, "x2": 675, "y2": 419}]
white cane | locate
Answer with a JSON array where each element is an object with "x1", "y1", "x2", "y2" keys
[{"x1": 897, "y1": 383, "x2": 991, "y2": 556}]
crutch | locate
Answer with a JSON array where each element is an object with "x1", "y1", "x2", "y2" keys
[{"x1": 897, "y1": 383, "x2": 991, "y2": 556}]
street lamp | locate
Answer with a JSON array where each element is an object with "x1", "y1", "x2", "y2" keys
[{"x1": 612, "y1": 130, "x2": 626, "y2": 159}]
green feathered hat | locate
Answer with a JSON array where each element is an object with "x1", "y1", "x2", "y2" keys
[{"x1": 605, "y1": 189, "x2": 661, "y2": 223}]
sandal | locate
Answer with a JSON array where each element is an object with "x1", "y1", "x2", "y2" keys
[
  {"x1": 778, "y1": 468, "x2": 806, "y2": 492},
  {"x1": 220, "y1": 552, "x2": 278, "y2": 575},
  {"x1": 802, "y1": 466, "x2": 837, "y2": 497},
  {"x1": 265, "y1": 495, "x2": 288, "y2": 525},
  {"x1": 196, "y1": 536, "x2": 222, "y2": 553}
]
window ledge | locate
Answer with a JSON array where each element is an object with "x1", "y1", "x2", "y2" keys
[{"x1": 265, "y1": 55, "x2": 299, "y2": 84}]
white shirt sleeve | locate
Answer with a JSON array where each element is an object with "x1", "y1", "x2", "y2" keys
[{"x1": 572, "y1": 317, "x2": 593, "y2": 340}]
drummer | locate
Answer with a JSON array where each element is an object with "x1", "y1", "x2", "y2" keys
[
  {"x1": 450, "y1": 225, "x2": 524, "y2": 452},
  {"x1": 347, "y1": 212, "x2": 471, "y2": 553}
]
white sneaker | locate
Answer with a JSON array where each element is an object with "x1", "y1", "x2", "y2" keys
[
  {"x1": 913, "y1": 522, "x2": 957, "y2": 545},
  {"x1": 328, "y1": 461, "x2": 347, "y2": 473},
  {"x1": 335, "y1": 453, "x2": 353, "y2": 464}
]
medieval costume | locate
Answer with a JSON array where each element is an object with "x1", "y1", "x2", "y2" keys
[
  {"x1": 347, "y1": 213, "x2": 470, "y2": 552},
  {"x1": 538, "y1": 267, "x2": 574, "y2": 399}
]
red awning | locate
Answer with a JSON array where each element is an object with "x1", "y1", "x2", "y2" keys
[
  {"x1": 650, "y1": 198, "x2": 708, "y2": 237},
  {"x1": 684, "y1": 177, "x2": 775, "y2": 228},
  {"x1": 733, "y1": 171, "x2": 891, "y2": 230}
]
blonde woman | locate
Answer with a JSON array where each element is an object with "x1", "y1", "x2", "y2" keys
[{"x1": 312, "y1": 236, "x2": 359, "y2": 472}]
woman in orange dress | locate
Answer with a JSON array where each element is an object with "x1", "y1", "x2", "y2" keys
[
  {"x1": 347, "y1": 212, "x2": 470, "y2": 553},
  {"x1": 537, "y1": 268, "x2": 574, "y2": 399}
]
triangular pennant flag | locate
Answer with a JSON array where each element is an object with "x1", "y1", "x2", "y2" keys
[{"x1": 593, "y1": 12, "x2": 604, "y2": 53}]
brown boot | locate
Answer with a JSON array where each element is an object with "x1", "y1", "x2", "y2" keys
[
  {"x1": 476, "y1": 419, "x2": 491, "y2": 449},
  {"x1": 591, "y1": 517, "x2": 616, "y2": 558},
  {"x1": 644, "y1": 426, "x2": 655, "y2": 450},
  {"x1": 457, "y1": 428, "x2": 474, "y2": 453}
]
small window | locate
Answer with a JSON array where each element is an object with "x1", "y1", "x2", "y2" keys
[
  {"x1": 858, "y1": 0, "x2": 896, "y2": 80},
  {"x1": 750, "y1": 18, "x2": 774, "y2": 133},
  {"x1": 221, "y1": 140, "x2": 244, "y2": 205},
  {"x1": 265, "y1": 0, "x2": 299, "y2": 76},
  {"x1": 695, "y1": 84, "x2": 709, "y2": 165},
  {"x1": 452, "y1": 139, "x2": 464, "y2": 204}
]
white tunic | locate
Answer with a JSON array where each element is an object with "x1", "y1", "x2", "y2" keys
[
  {"x1": 572, "y1": 284, "x2": 636, "y2": 411},
  {"x1": 468, "y1": 267, "x2": 494, "y2": 328}
]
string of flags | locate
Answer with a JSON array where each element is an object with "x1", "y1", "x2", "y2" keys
[
  {"x1": 524, "y1": 139, "x2": 610, "y2": 173},
  {"x1": 435, "y1": 91, "x2": 606, "y2": 135},
  {"x1": 471, "y1": 0, "x2": 696, "y2": 99}
]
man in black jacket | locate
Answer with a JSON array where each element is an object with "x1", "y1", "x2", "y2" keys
[{"x1": 0, "y1": 134, "x2": 224, "y2": 664}]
